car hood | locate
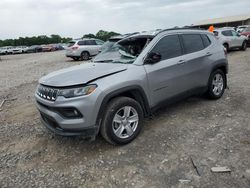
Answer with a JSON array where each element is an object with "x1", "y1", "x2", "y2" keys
[{"x1": 39, "y1": 63, "x2": 128, "y2": 87}]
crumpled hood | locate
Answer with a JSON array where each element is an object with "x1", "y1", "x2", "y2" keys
[{"x1": 39, "y1": 63, "x2": 128, "y2": 87}]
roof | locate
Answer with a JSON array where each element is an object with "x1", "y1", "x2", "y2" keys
[{"x1": 193, "y1": 14, "x2": 250, "y2": 26}]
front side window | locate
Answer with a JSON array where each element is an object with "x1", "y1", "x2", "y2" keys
[
  {"x1": 182, "y1": 34, "x2": 204, "y2": 54},
  {"x1": 151, "y1": 35, "x2": 182, "y2": 61},
  {"x1": 231, "y1": 30, "x2": 239, "y2": 36}
]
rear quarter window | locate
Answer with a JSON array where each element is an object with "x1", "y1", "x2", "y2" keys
[
  {"x1": 201, "y1": 34, "x2": 211, "y2": 48},
  {"x1": 181, "y1": 34, "x2": 204, "y2": 54},
  {"x1": 77, "y1": 41, "x2": 86, "y2": 45}
]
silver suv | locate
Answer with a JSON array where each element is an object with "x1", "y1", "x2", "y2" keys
[
  {"x1": 66, "y1": 39, "x2": 104, "y2": 61},
  {"x1": 213, "y1": 28, "x2": 248, "y2": 51},
  {"x1": 36, "y1": 29, "x2": 228, "y2": 145}
]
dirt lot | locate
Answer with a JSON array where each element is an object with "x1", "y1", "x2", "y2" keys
[{"x1": 0, "y1": 50, "x2": 250, "y2": 188}]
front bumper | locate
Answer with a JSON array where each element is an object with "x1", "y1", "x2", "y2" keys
[{"x1": 35, "y1": 91, "x2": 102, "y2": 137}]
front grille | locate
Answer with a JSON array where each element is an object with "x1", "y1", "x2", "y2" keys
[{"x1": 37, "y1": 85, "x2": 59, "y2": 101}]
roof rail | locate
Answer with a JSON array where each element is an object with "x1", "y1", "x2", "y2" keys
[{"x1": 158, "y1": 26, "x2": 206, "y2": 34}]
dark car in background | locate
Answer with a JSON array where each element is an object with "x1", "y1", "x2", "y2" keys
[
  {"x1": 26, "y1": 45, "x2": 43, "y2": 53},
  {"x1": 241, "y1": 27, "x2": 250, "y2": 46},
  {"x1": 41, "y1": 44, "x2": 56, "y2": 52}
]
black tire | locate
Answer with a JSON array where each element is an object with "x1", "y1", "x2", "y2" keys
[
  {"x1": 241, "y1": 41, "x2": 247, "y2": 51},
  {"x1": 206, "y1": 69, "x2": 226, "y2": 99},
  {"x1": 223, "y1": 43, "x2": 229, "y2": 52},
  {"x1": 100, "y1": 97, "x2": 143, "y2": 145},
  {"x1": 80, "y1": 51, "x2": 90, "y2": 61}
]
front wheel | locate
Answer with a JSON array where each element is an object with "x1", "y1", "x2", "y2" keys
[
  {"x1": 100, "y1": 97, "x2": 143, "y2": 145},
  {"x1": 206, "y1": 69, "x2": 226, "y2": 99},
  {"x1": 80, "y1": 51, "x2": 90, "y2": 61}
]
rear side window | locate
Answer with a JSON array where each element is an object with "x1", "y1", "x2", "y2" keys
[
  {"x1": 77, "y1": 41, "x2": 86, "y2": 46},
  {"x1": 221, "y1": 30, "x2": 233, "y2": 36},
  {"x1": 85, "y1": 40, "x2": 97, "y2": 45},
  {"x1": 151, "y1": 35, "x2": 182, "y2": 60},
  {"x1": 201, "y1": 34, "x2": 211, "y2": 48},
  {"x1": 181, "y1": 34, "x2": 204, "y2": 54}
]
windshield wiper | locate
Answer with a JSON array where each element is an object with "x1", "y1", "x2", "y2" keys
[{"x1": 94, "y1": 60, "x2": 113, "y2": 63}]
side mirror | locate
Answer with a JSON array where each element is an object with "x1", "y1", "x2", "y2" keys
[{"x1": 145, "y1": 52, "x2": 162, "y2": 64}]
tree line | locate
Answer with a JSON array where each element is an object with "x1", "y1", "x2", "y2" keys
[{"x1": 0, "y1": 30, "x2": 120, "y2": 47}]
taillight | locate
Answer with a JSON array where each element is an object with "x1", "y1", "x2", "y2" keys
[{"x1": 71, "y1": 45, "x2": 79, "y2": 50}]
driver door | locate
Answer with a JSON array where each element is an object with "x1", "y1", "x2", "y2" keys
[{"x1": 144, "y1": 34, "x2": 187, "y2": 107}]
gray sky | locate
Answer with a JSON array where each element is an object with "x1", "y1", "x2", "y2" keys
[{"x1": 0, "y1": 0, "x2": 250, "y2": 39}]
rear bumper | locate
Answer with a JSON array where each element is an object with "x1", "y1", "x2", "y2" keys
[{"x1": 66, "y1": 50, "x2": 81, "y2": 58}]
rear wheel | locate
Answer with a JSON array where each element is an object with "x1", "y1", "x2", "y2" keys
[
  {"x1": 100, "y1": 97, "x2": 143, "y2": 145},
  {"x1": 80, "y1": 51, "x2": 90, "y2": 61},
  {"x1": 241, "y1": 41, "x2": 247, "y2": 51},
  {"x1": 206, "y1": 69, "x2": 226, "y2": 99}
]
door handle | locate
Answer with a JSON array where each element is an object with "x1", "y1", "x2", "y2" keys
[
  {"x1": 178, "y1": 60, "x2": 186, "y2": 65},
  {"x1": 205, "y1": 52, "x2": 212, "y2": 56}
]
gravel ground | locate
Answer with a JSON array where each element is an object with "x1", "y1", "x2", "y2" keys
[{"x1": 0, "y1": 50, "x2": 250, "y2": 188}]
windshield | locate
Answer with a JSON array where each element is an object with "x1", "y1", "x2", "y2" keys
[{"x1": 94, "y1": 37, "x2": 152, "y2": 64}]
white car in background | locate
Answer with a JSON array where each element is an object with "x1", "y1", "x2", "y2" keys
[
  {"x1": 236, "y1": 25, "x2": 250, "y2": 33},
  {"x1": 11, "y1": 46, "x2": 29, "y2": 54},
  {"x1": 213, "y1": 28, "x2": 248, "y2": 51},
  {"x1": 66, "y1": 39, "x2": 104, "y2": 61},
  {"x1": 0, "y1": 46, "x2": 13, "y2": 54}
]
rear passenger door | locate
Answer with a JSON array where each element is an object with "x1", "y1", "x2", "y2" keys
[
  {"x1": 179, "y1": 33, "x2": 213, "y2": 89},
  {"x1": 85, "y1": 40, "x2": 99, "y2": 56}
]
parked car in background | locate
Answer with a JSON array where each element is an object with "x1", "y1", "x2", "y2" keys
[
  {"x1": 11, "y1": 46, "x2": 29, "y2": 54},
  {"x1": 241, "y1": 27, "x2": 250, "y2": 46},
  {"x1": 100, "y1": 33, "x2": 139, "y2": 52},
  {"x1": 26, "y1": 45, "x2": 43, "y2": 53},
  {"x1": 66, "y1": 39, "x2": 104, "y2": 61},
  {"x1": 236, "y1": 25, "x2": 250, "y2": 33},
  {"x1": 36, "y1": 28, "x2": 228, "y2": 145},
  {"x1": 0, "y1": 46, "x2": 13, "y2": 54},
  {"x1": 213, "y1": 28, "x2": 248, "y2": 51},
  {"x1": 41, "y1": 44, "x2": 56, "y2": 52},
  {"x1": 53, "y1": 44, "x2": 65, "y2": 50}
]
